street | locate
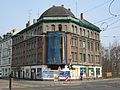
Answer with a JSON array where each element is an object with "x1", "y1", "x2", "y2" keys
[{"x1": 0, "y1": 78, "x2": 120, "y2": 90}]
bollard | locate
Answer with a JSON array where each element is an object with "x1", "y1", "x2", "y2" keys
[{"x1": 9, "y1": 74, "x2": 12, "y2": 90}]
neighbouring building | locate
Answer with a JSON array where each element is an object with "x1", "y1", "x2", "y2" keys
[
  {"x1": 12, "y1": 5, "x2": 102, "y2": 80},
  {"x1": 0, "y1": 29, "x2": 19, "y2": 78},
  {"x1": 0, "y1": 37, "x2": 2, "y2": 73},
  {"x1": 0, "y1": 33, "x2": 12, "y2": 78}
]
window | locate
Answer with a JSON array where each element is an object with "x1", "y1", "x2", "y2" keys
[
  {"x1": 79, "y1": 40, "x2": 82, "y2": 48},
  {"x1": 83, "y1": 54, "x2": 86, "y2": 62},
  {"x1": 46, "y1": 25, "x2": 49, "y2": 31},
  {"x1": 75, "y1": 26, "x2": 77, "y2": 33},
  {"x1": 91, "y1": 55, "x2": 93, "y2": 63},
  {"x1": 75, "y1": 52, "x2": 77, "y2": 60},
  {"x1": 96, "y1": 55, "x2": 100, "y2": 64},
  {"x1": 71, "y1": 38, "x2": 77, "y2": 47},
  {"x1": 88, "y1": 30, "x2": 90, "y2": 37},
  {"x1": 91, "y1": 42, "x2": 93, "y2": 51},
  {"x1": 58, "y1": 24, "x2": 62, "y2": 31},
  {"x1": 80, "y1": 53, "x2": 82, "y2": 62},
  {"x1": 88, "y1": 54, "x2": 90, "y2": 63},
  {"x1": 96, "y1": 68, "x2": 100, "y2": 76},
  {"x1": 71, "y1": 52, "x2": 74, "y2": 61},
  {"x1": 87, "y1": 41, "x2": 90, "y2": 50},
  {"x1": 75, "y1": 39, "x2": 77, "y2": 47},
  {"x1": 65, "y1": 25, "x2": 67, "y2": 31},
  {"x1": 80, "y1": 28, "x2": 82, "y2": 36},
  {"x1": 97, "y1": 34, "x2": 99, "y2": 40},
  {"x1": 83, "y1": 29, "x2": 85, "y2": 36},
  {"x1": 95, "y1": 42, "x2": 99, "y2": 52},
  {"x1": 83, "y1": 41, "x2": 86, "y2": 48},
  {"x1": 98, "y1": 43, "x2": 100, "y2": 51},
  {"x1": 72, "y1": 25, "x2": 74, "y2": 33},
  {"x1": 51, "y1": 24, "x2": 55, "y2": 31},
  {"x1": 72, "y1": 52, "x2": 77, "y2": 61},
  {"x1": 95, "y1": 33, "x2": 97, "y2": 39},
  {"x1": 91, "y1": 32, "x2": 93, "y2": 38}
]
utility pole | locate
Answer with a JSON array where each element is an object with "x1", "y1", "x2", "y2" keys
[{"x1": 9, "y1": 73, "x2": 12, "y2": 90}]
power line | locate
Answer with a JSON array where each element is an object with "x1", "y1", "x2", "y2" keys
[
  {"x1": 108, "y1": 18, "x2": 120, "y2": 26},
  {"x1": 83, "y1": 0, "x2": 112, "y2": 13},
  {"x1": 101, "y1": 35, "x2": 120, "y2": 38},
  {"x1": 107, "y1": 25, "x2": 120, "y2": 30},
  {"x1": 94, "y1": 16, "x2": 114, "y2": 24},
  {"x1": 108, "y1": 0, "x2": 120, "y2": 17}
]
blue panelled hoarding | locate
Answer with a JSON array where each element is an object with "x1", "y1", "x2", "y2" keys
[{"x1": 47, "y1": 32, "x2": 67, "y2": 64}]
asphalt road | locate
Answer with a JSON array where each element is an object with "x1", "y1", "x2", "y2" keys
[{"x1": 0, "y1": 78, "x2": 120, "y2": 90}]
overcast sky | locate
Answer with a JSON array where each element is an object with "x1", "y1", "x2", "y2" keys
[{"x1": 0, "y1": 0, "x2": 120, "y2": 47}]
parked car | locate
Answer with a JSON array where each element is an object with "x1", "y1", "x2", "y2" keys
[{"x1": 0, "y1": 72, "x2": 2, "y2": 79}]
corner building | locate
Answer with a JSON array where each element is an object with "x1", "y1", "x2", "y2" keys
[{"x1": 12, "y1": 5, "x2": 102, "y2": 80}]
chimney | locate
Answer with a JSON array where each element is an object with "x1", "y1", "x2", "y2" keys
[
  {"x1": 33, "y1": 19, "x2": 36, "y2": 24},
  {"x1": 52, "y1": 5, "x2": 55, "y2": 7},
  {"x1": 68, "y1": 8, "x2": 71, "y2": 11},
  {"x1": 3, "y1": 34, "x2": 6, "y2": 39},
  {"x1": 26, "y1": 21, "x2": 30, "y2": 28},
  {"x1": 80, "y1": 13, "x2": 83, "y2": 20},
  {"x1": 12, "y1": 29, "x2": 15, "y2": 33},
  {"x1": 61, "y1": 5, "x2": 64, "y2": 7}
]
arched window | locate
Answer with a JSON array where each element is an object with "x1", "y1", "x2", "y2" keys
[
  {"x1": 51, "y1": 24, "x2": 55, "y2": 31},
  {"x1": 88, "y1": 30, "x2": 89, "y2": 37},
  {"x1": 58, "y1": 24, "x2": 62, "y2": 31},
  {"x1": 65, "y1": 25, "x2": 67, "y2": 31},
  {"x1": 46, "y1": 25, "x2": 49, "y2": 31},
  {"x1": 72, "y1": 25, "x2": 74, "y2": 33},
  {"x1": 80, "y1": 28, "x2": 82, "y2": 36},
  {"x1": 75, "y1": 26, "x2": 77, "y2": 33}
]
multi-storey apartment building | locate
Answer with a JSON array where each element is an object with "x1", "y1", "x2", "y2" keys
[
  {"x1": 0, "y1": 37, "x2": 2, "y2": 73},
  {"x1": 0, "y1": 29, "x2": 18, "y2": 78},
  {"x1": 12, "y1": 5, "x2": 102, "y2": 80},
  {"x1": 0, "y1": 33, "x2": 12, "y2": 78}
]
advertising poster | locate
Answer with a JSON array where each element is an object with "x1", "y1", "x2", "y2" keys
[
  {"x1": 59, "y1": 71, "x2": 70, "y2": 79},
  {"x1": 80, "y1": 68, "x2": 86, "y2": 77},
  {"x1": 88, "y1": 68, "x2": 94, "y2": 77},
  {"x1": 42, "y1": 71, "x2": 54, "y2": 79}
]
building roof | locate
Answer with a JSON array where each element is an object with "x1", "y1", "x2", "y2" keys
[
  {"x1": 81, "y1": 19, "x2": 100, "y2": 31},
  {"x1": 39, "y1": 5, "x2": 75, "y2": 19}
]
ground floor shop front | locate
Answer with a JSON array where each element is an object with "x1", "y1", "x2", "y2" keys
[
  {"x1": 0, "y1": 66, "x2": 11, "y2": 78},
  {"x1": 12, "y1": 65, "x2": 102, "y2": 80}
]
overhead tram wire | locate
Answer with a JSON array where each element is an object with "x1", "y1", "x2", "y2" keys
[
  {"x1": 107, "y1": 25, "x2": 120, "y2": 30},
  {"x1": 108, "y1": 0, "x2": 120, "y2": 17},
  {"x1": 99, "y1": 17, "x2": 120, "y2": 31},
  {"x1": 108, "y1": 18, "x2": 120, "y2": 26},
  {"x1": 94, "y1": 16, "x2": 114, "y2": 24},
  {"x1": 83, "y1": 0, "x2": 112, "y2": 13},
  {"x1": 101, "y1": 35, "x2": 120, "y2": 38}
]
